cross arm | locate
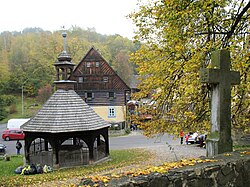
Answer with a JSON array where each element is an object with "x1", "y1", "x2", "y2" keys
[
  {"x1": 200, "y1": 68, "x2": 220, "y2": 84},
  {"x1": 200, "y1": 68, "x2": 240, "y2": 85}
]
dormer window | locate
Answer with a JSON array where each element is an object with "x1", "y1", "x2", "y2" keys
[
  {"x1": 103, "y1": 76, "x2": 108, "y2": 83},
  {"x1": 87, "y1": 62, "x2": 91, "y2": 67}
]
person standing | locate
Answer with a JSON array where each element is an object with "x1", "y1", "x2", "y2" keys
[
  {"x1": 180, "y1": 130, "x2": 184, "y2": 144},
  {"x1": 16, "y1": 140, "x2": 22, "y2": 155}
]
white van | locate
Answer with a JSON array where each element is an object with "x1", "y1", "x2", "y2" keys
[{"x1": 7, "y1": 118, "x2": 30, "y2": 129}]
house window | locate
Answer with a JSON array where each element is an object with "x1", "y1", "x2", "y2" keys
[
  {"x1": 103, "y1": 76, "x2": 108, "y2": 83},
  {"x1": 78, "y1": 77, "x2": 83, "y2": 83},
  {"x1": 108, "y1": 92, "x2": 116, "y2": 100},
  {"x1": 87, "y1": 62, "x2": 91, "y2": 67},
  {"x1": 109, "y1": 92, "x2": 114, "y2": 98},
  {"x1": 95, "y1": 62, "x2": 100, "y2": 67},
  {"x1": 108, "y1": 107, "x2": 116, "y2": 118},
  {"x1": 85, "y1": 92, "x2": 94, "y2": 101}
]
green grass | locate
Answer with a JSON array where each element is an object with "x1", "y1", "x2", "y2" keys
[
  {"x1": 0, "y1": 155, "x2": 24, "y2": 177},
  {"x1": 233, "y1": 145, "x2": 250, "y2": 151},
  {"x1": 0, "y1": 149, "x2": 153, "y2": 187}
]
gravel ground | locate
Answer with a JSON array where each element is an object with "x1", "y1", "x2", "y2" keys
[
  {"x1": 143, "y1": 143, "x2": 206, "y2": 165},
  {"x1": 125, "y1": 130, "x2": 206, "y2": 165}
]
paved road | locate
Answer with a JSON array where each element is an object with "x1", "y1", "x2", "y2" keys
[
  {"x1": 110, "y1": 131, "x2": 179, "y2": 149},
  {"x1": 0, "y1": 123, "x2": 181, "y2": 155}
]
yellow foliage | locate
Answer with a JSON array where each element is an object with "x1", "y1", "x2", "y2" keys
[
  {"x1": 129, "y1": 0, "x2": 250, "y2": 136},
  {"x1": 82, "y1": 158, "x2": 218, "y2": 185},
  {"x1": 240, "y1": 151, "x2": 250, "y2": 155}
]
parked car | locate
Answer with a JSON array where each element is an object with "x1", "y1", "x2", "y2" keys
[
  {"x1": 2, "y1": 129, "x2": 25, "y2": 141},
  {"x1": 0, "y1": 143, "x2": 6, "y2": 155},
  {"x1": 187, "y1": 132, "x2": 199, "y2": 144}
]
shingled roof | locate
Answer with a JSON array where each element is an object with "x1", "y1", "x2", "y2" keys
[{"x1": 21, "y1": 89, "x2": 110, "y2": 133}]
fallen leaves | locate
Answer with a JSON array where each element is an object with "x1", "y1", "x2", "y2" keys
[
  {"x1": 240, "y1": 151, "x2": 250, "y2": 155},
  {"x1": 0, "y1": 149, "x2": 152, "y2": 187},
  {"x1": 80, "y1": 158, "x2": 218, "y2": 186},
  {"x1": 224, "y1": 153, "x2": 232, "y2": 156}
]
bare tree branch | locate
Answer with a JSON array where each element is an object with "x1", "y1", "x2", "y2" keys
[{"x1": 224, "y1": 1, "x2": 250, "y2": 46}]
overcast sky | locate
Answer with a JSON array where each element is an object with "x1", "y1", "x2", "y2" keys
[{"x1": 0, "y1": 0, "x2": 139, "y2": 39}]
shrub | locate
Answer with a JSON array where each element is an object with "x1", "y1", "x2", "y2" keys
[
  {"x1": 0, "y1": 100, "x2": 7, "y2": 121},
  {"x1": 36, "y1": 84, "x2": 53, "y2": 103},
  {"x1": 0, "y1": 95, "x2": 16, "y2": 106},
  {"x1": 4, "y1": 155, "x2": 10, "y2": 161},
  {"x1": 9, "y1": 104, "x2": 17, "y2": 114}
]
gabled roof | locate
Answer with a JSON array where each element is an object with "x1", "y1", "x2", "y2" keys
[
  {"x1": 79, "y1": 46, "x2": 105, "y2": 63},
  {"x1": 21, "y1": 89, "x2": 110, "y2": 133},
  {"x1": 72, "y1": 47, "x2": 130, "y2": 90}
]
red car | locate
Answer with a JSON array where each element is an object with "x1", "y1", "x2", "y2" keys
[{"x1": 2, "y1": 129, "x2": 25, "y2": 141}]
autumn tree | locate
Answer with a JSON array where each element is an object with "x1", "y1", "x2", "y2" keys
[
  {"x1": 6, "y1": 32, "x2": 56, "y2": 96},
  {"x1": 129, "y1": 0, "x2": 250, "y2": 137},
  {"x1": 36, "y1": 84, "x2": 53, "y2": 104},
  {"x1": 0, "y1": 27, "x2": 138, "y2": 98},
  {"x1": 113, "y1": 50, "x2": 134, "y2": 85}
]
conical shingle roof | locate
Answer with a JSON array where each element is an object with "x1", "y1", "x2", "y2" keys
[{"x1": 21, "y1": 89, "x2": 110, "y2": 133}]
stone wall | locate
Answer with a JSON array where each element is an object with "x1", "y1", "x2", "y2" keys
[
  {"x1": 232, "y1": 129, "x2": 250, "y2": 146},
  {"x1": 107, "y1": 151, "x2": 250, "y2": 187}
]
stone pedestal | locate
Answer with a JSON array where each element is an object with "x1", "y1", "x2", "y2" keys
[{"x1": 206, "y1": 137, "x2": 233, "y2": 157}]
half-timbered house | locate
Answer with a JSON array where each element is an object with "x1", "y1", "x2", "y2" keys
[{"x1": 70, "y1": 47, "x2": 130, "y2": 128}]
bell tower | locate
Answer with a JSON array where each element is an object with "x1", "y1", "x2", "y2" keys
[{"x1": 54, "y1": 31, "x2": 76, "y2": 90}]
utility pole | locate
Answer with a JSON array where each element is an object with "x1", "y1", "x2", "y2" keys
[{"x1": 22, "y1": 85, "x2": 24, "y2": 116}]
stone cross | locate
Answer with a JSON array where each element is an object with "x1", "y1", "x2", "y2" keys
[{"x1": 200, "y1": 50, "x2": 240, "y2": 157}]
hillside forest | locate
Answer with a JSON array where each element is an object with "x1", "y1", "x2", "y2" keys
[{"x1": 0, "y1": 26, "x2": 139, "y2": 121}]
